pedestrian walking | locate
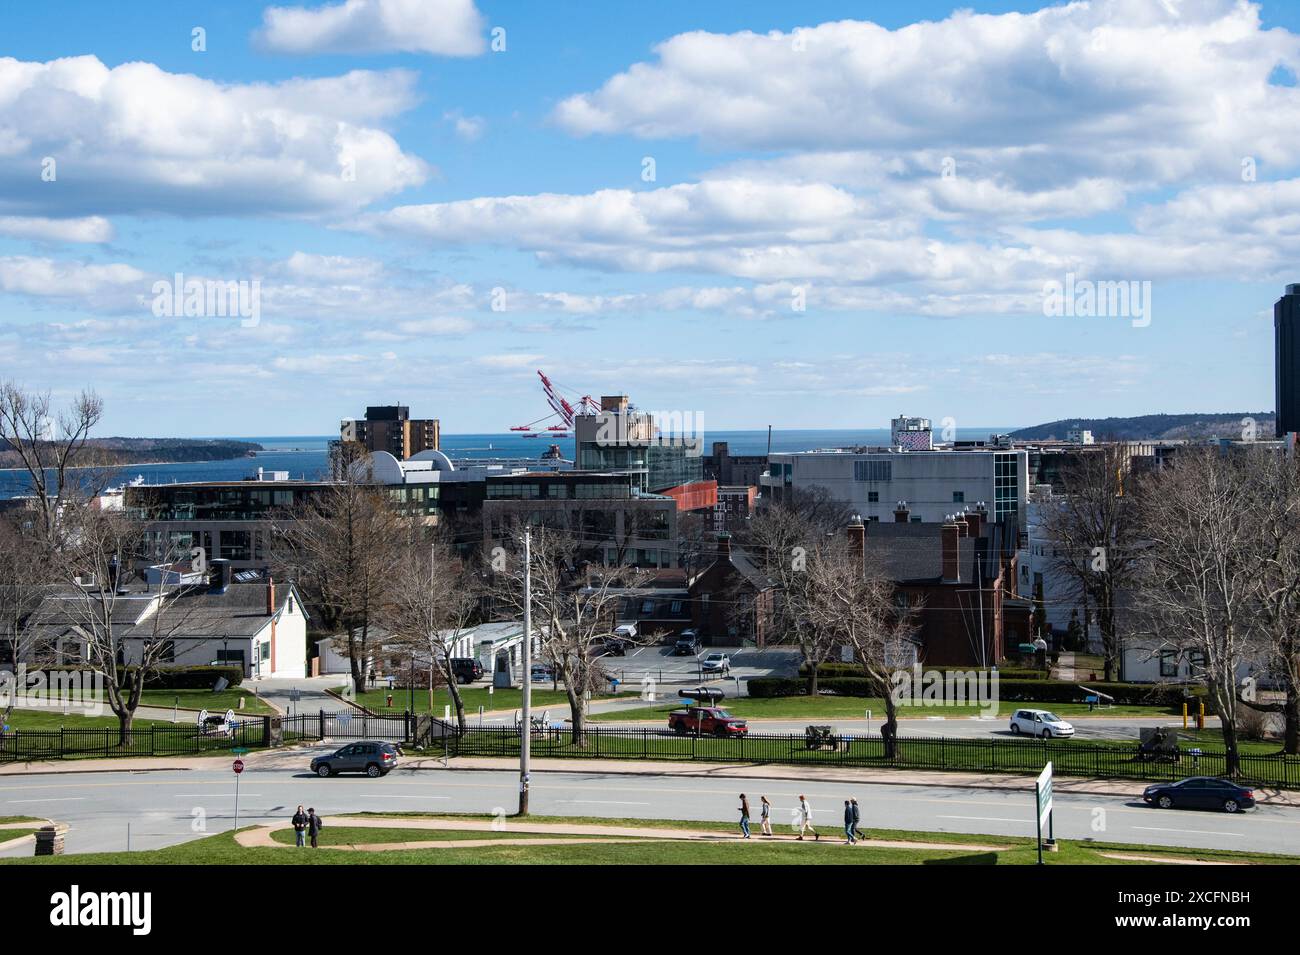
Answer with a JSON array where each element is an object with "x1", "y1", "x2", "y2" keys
[
  {"x1": 851, "y1": 798, "x2": 863, "y2": 839},
  {"x1": 759, "y1": 795, "x2": 773, "y2": 836},
  {"x1": 796, "y1": 794, "x2": 818, "y2": 841},
  {"x1": 842, "y1": 800, "x2": 856, "y2": 844},
  {"x1": 307, "y1": 807, "x2": 324, "y2": 849},
  {"x1": 738, "y1": 794, "x2": 751, "y2": 839},
  {"x1": 291, "y1": 805, "x2": 308, "y2": 847}
]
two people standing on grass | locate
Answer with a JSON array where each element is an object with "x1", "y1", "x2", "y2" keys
[{"x1": 290, "y1": 806, "x2": 324, "y2": 848}]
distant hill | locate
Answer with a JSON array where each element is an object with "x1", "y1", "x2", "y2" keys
[
  {"x1": 1010, "y1": 413, "x2": 1276, "y2": 442},
  {"x1": 0, "y1": 437, "x2": 262, "y2": 469}
]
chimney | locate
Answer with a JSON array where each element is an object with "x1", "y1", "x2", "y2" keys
[
  {"x1": 266, "y1": 575, "x2": 276, "y2": 616},
  {"x1": 209, "y1": 559, "x2": 230, "y2": 594},
  {"x1": 717, "y1": 532, "x2": 732, "y2": 559},
  {"x1": 966, "y1": 508, "x2": 983, "y2": 539},
  {"x1": 956, "y1": 513, "x2": 969, "y2": 537},
  {"x1": 894, "y1": 501, "x2": 910, "y2": 523},
  {"x1": 846, "y1": 515, "x2": 865, "y2": 564},
  {"x1": 941, "y1": 517, "x2": 961, "y2": 583}
]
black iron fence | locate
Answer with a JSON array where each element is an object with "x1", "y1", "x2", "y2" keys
[
  {"x1": 6, "y1": 715, "x2": 1297, "y2": 790},
  {"x1": 450, "y1": 725, "x2": 1300, "y2": 790}
]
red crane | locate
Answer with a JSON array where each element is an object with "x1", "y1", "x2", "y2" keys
[{"x1": 508, "y1": 370, "x2": 598, "y2": 433}]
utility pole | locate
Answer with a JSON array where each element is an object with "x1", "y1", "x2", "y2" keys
[{"x1": 519, "y1": 527, "x2": 532, "y2": 816}]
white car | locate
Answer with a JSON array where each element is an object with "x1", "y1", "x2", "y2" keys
[
  {"x1": 700, "y1": 652, "x2": 731, "y2": 675},
  {"x1": 1009, "y1": 708, "x2": 1074, "y2": 738}
]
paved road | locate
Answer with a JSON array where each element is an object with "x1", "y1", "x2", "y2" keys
[{"x1": 0, "y1": 742, "x2": 1292, "y2": 859}]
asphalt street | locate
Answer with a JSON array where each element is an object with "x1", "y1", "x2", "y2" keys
[{"x1": 1, "y1": 741, "x2": 1293, "y2": 859}]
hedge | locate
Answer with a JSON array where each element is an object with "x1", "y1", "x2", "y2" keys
[{"x1": 749, "y1": 675, "x2": 1210, "y2": 710}]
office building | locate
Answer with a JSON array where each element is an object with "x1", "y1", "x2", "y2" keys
[
  {"x1": 762, "y1": 446, "x2": 1029, "y2": 529},
  {"x1": 340, "y1": 404, "x2": 440, "y2": 459}
]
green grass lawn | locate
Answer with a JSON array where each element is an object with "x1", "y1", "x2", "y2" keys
[
  {"x1": 136, "y1": 688, "x2": 274, "y2": 716},
  {"x1": 345, "y1": 685, "x2": 605, "y2": 716},
  {"x1": 4, "y1": 813, "x2": 1296, "y2": 865},
  {"x1": 2, "y1": 708, "x2": 173, "y2": 731},
  {"x1": 268, "y1": 826, "x2": 626, "y2": 846},
  {"x1": 0, "y1": 816, "x2": 44, "y2": 825}
]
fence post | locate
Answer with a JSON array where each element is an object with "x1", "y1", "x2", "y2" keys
[
  {"x1": 319, "y1": 709, "x2": 325, "y2": 740},
  {"x1": 60, "y1": 727, "x2": 65, "y2": 760}
]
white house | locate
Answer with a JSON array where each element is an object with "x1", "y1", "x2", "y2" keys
[{"x1": 23, "y1": 571, "x2": 309, "y2": 680}]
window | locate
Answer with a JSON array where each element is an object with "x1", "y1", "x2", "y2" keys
[
  {"x1": 867, "y1": 491, "x2": 879, "y2": 503},
  {"x1": 640, "y1": 600, "x2": 655, "y2": 614},
  {"x1": 854, "y1": 460, "x2": 891, "y2": 482},
  {"x1": 1159, "y1": 650, "x2": 1178, "y2": 678},
  {"x1": 952, "y1": 491, "x2": 965, "y2": 503},
  {"x1": 260, "y1": 642, "x2": 271, "y2": 662}
]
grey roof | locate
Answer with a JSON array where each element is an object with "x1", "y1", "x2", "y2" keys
[{"x1": 25, "y1": 581, "x2": 300, "y2": 642}]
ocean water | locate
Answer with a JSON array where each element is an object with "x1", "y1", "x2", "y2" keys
[{"x1": 0, "y1": 427, "x2": 1014, "y2": 498}]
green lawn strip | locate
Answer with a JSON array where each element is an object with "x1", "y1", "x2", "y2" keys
[
  {"x1": 0, "y1": 829, "x2": 40, "y2": 844},
  {"x1": 136, "y1": 689, "x2": 274, "y2": 716},
  {"x1": 345, "y1": 685, "x2": 609, "y2": 716},
  {"x1": 6, "y1": 816, "x2": 1296, "y2": 865},
  {"x1": 3, "y1": 708, "x2": 174, "y2": 731},
  {"x1": 0, "y1": 816, "x2": 45, "y2": 824},
  {"x1": 267, "y1": 826, "x2": 630, "y2": 846}
]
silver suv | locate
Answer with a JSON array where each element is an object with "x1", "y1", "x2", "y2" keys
[{"x1": 311, "y1": 741, "x2": 399, "y2": 778}]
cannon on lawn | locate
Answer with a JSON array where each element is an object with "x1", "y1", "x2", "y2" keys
[{"x1": 804, "y1": 724, "x2": 838, "y2": 751}]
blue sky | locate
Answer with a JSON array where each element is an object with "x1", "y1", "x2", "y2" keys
[{"x1": 1, "y1": 0, "x2": 1297, "y2": 436}]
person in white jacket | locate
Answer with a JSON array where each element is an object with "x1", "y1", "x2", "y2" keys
[{"x1": 796, "y1": 794, "x2": 819, "y2": 841}]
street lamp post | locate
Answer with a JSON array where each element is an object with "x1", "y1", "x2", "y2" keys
[{"x1": 519, "y1": 527, "x2": 532, "y2": 816}]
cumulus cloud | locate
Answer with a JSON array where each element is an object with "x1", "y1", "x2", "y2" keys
[
  {"x1": 257, "y1": 0, "x2": 486, "y2": 56},
  {"x1": 0, "y1": 56, "x2": 428, "y2": 217},
  {"x1": 554, "y1": 0, "x2": 1299, "y2": 184},
  {"x1": 0, "y1": 215, "x2": 113, "y2": 243}
]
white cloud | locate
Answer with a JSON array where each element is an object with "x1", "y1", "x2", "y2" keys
[
  {"x1": 0, "y1": 56, "x2": 428, "y2": 217},
  {"x1": 554, "y1": 0, "x2": 1300, "y2": 187},
  {"x1": 257, "y1": 0, "x2": 486, "y2": 56},
  {"x1": 444, "y1": 109, "x2": 485, "y2": 141},
  {"x1": 0, "y1": 215, "x2": 113, "y2": 243},
  {"x1": 0, "y1": 255, "x2": 144, "y2": 298},
  {"x1": 475, "y1": 352, "x2": 543, "y2": 368}
]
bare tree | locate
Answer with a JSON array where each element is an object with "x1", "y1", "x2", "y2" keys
[
  {"x1": 0, "y1": 515, "x2": 50, "y2": 725},
  {"x1": 271, "y1": 466, "x2": 406, "y2": 696},
  {"x1": 382, "y1": 531, "x2": 483, "y2": 734},
  {"x1": 1132, "y1": 448, "x2": 1256, "y2": 774},
  {"x1": 37, "y1": 505, "x2": 200, "y2": 745},
  {"x1": 737, "y1": 489, "x2": 847, "y2": 693},
  {"x1": 797, "y1": 535, "x2": 919, "y2": 757},
  {"x1": 1039, "y1": 441, "x2": 1144, "y2": 681},
  {"x1": 491, "y1": 523, "x2": 647, "y2": 745},
  {"x1": 1238, "y1": 448, "x2": 1300, "y2": 754},
  {"x1": 0, "y1": 383, "x2": 105, "y2": 545}
]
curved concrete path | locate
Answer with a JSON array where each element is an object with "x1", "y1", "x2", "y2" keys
[{"x1": 234, "y1": 815, "x2": 1010, "y2": 854}]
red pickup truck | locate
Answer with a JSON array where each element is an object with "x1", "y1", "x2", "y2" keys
[{"x1": 668, "y1": 706, "x2": 748, "y2": 737}]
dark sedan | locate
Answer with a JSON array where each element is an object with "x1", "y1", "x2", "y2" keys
[{"x1": 1142, "y1": 777, "x2": 1256, "y2": 813}]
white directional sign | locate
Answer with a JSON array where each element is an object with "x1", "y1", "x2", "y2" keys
[{"x1": 1036, "y1": 762, "x2": 1054, "y2": 827}]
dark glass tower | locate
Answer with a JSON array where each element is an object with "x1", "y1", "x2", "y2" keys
[{"x1": 1276, "y1": 284, "x2": 1300, "y2": 437}]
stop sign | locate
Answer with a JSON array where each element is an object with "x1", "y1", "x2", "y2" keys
[{"x1": 232, "y1": 758, "x2": 245, "y2": 774}]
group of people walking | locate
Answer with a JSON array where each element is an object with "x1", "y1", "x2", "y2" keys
[{"x1": 738, "y1": 794, "x2": 863, "y2": 844}]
